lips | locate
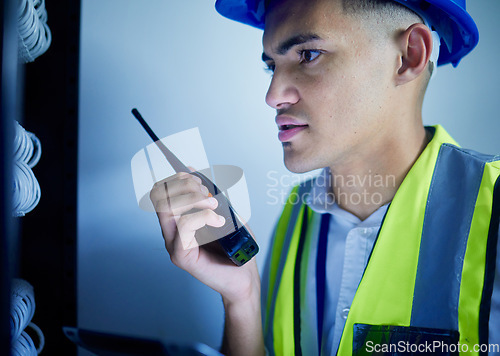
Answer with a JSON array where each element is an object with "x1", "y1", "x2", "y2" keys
[{"x1": 276, "y1": 116, "x2": 308, "y2": 142}]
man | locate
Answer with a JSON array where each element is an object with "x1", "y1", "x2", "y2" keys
[{"x1": 149, "y1": 0, "x2": 500, "y2": 354}]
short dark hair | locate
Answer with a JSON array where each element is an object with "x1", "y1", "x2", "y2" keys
[
  {"x1": 341, "y1": 0, "x2": 423, "y2": 24},
  {"x1": 266, "y1": 0, "x2": 421, "y2": 22},
  {"x1": 341, "y1": 0, "x2": 433, "y2": 87},
  {"x1": 342, "y1": 0, "x2": 418, "y2": 16}
]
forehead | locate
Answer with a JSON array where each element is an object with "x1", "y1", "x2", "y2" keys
[{"x1": 263, "y1": 0, "x2": 353, "y2": 47}]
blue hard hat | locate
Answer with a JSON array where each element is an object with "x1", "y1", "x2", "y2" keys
[{"x1": 215, "y1": 0, "x2": 479, "y2": 67}]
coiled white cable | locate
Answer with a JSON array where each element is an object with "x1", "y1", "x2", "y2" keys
[
  {"x1": 13, "y1": 121, "x2": 41, "y2": 168},
  {"x1": 10, "y1": 279, "x2": 45, "y2": 356},
  {"x1": 17, "y1": 0, "x2": 52, "y2": 63},
  {"x1": 12, "y1": 121, "x2": 42, "y2": 217}
]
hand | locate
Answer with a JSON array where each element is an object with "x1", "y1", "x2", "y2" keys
[{"x1": 149, "y1": 172, "x2": 260, "y2": 303}]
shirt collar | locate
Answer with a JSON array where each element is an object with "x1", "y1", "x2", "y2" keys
[{"x1": 305, "y1": 168, "x2": 388, "y2": 227}]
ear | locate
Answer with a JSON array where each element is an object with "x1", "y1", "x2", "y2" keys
[{"x1": 395, "y1": 23, "x2": 433, "y2": 86}]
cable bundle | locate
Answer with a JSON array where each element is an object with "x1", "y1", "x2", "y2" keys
[
  {"x1": 10, "y1": 279, "x2": 45, "y2": 356},
  {"x1": 13, "y1": 121, "x2": 42, "y2": 217},
  {"x1": 17, "y1": 0, "x2": 52, "y2": 63}
]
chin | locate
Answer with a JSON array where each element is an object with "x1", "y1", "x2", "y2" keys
[
  {"x1": 283, "y1": 156, "x2": 317, "y2": 174},
  {"x1": 282, "y1": 142, "x2": 324, "y2": 173}
]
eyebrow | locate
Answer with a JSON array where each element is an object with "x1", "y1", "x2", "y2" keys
[{"x1": 262, "y1": 33, "x2": 322, "y2": 62}]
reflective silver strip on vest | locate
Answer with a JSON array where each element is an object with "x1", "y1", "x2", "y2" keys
[{"x1": 410, "y1": 144, "x2": 498, "y2": 330}]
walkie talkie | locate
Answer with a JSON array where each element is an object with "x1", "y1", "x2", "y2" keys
[{"x1": 132, "y1": 108, "x2": 258, "y2": 266}]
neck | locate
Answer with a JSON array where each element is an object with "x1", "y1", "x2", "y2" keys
[{"x1": 329, "y1": 124, "x2": 430, "y2": 221}]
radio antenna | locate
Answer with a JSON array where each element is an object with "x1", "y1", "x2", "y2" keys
[{"x1": 131, "y1": 108, "x2": 189, "y2": 173}]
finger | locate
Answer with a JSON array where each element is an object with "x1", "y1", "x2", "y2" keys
[
  {"x1": 150, "y1": 174, "x2": 205, "y2": 203},
  {"x1": 170, "y1": 193, "x2": 219, "y2": 216},
  {"x1": 158, "y1": 171, "x2": 199, "y2": 184},
  {"x1": 156, "y1": 195, "x2": 219, "y2": 250},
  {"x1": 150, "y1": 176, "x2": 209, "y2": 211},
  {"x1": 154, "y1": 192, "x2": 218, "y2": 214},
  {"x1": 157, "y1": 212, "x2": 180, "y2": 251},
  {"x1": 175, "y1": 209, "x2": 226, "y2": 250}
]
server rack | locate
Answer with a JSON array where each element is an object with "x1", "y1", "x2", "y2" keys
[{"x1": 1, "y1": 0, "x2": 80, "y2": 354}]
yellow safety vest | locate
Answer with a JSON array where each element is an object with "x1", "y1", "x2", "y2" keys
[{"x1": 263, "y1": 126, "x2": 500, "y2": 355}]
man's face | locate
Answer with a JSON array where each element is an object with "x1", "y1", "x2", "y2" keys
[{"x1": 263, "y1": 0, "x2": 398, "y2": 173}]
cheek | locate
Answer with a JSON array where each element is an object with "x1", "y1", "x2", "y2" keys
[
  {"x1": 294, "y1": 55, "x2": 385, "y2": 130},
  {"x1": 305, "y1": 71, "x2": 364, "y2": 124}
]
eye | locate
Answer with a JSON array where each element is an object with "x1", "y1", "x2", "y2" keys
[{"x1": 299, "y1": 49, "x2": 322, "y2": 64}]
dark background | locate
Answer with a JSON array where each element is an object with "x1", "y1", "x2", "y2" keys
[{"x1": 1, "y1": 0, "x2": 80, "y2": 354}]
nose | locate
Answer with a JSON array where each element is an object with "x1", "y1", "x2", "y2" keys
[{"x1": 265, "y1": 69, "x2": 300, "y2": 109}]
